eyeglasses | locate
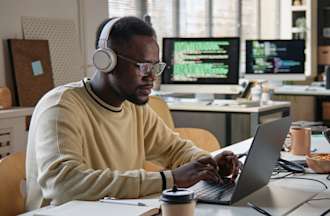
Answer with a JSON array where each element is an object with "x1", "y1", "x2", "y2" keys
[{"x1": 117, "y1": 54, "x2": 166, "y2": 77}]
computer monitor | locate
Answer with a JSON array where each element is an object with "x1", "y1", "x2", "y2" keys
[
  {"x1": 160, "y1": 37, "x2": 240, "y2": 98},
  {"x1": 245, "y1": 40, "x2": 305, "y2": 81}
]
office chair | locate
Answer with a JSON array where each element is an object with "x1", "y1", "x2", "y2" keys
[
  {"x1": 144, "y1": 96, "x2": 221, "y2": 171},
  {"x1": 174, "y1": 128, "x2": 220, "y2": 152},
  {"x1": 0, "y1": 152, "x2": 26, "y2": 216},
  {"x1": 147, "y1": 96, "x2": 175, "y2": 129}
]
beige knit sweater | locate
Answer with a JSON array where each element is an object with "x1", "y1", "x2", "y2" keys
[{"x1": 25, "y1": 78, "x2": 209, "y2": 210}]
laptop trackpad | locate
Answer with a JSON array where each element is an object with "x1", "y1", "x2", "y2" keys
[{"x1": 234, "y1": 183, "x2": 319, "y2": 216}]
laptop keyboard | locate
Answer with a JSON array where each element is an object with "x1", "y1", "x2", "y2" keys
[{"x1": 190, "y1": 178, "x2": 235, "y2": 201}]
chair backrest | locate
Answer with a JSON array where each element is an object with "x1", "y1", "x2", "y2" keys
[
  {"x1": 174, "y1": 128, "x2": 220, "y2": 151},
  {"x1": 145, "y1": 96, "x2": 221, "y2": 171},
  {"x1": 148, "y1": 96, "x2": 175, "y2": 129},
  {"x1": 143, "y1": 128, "x2": 221, "y2": 172},
  {"x1": 0, "y1": 152, "x2": 26, "y2": 216},
  {"x1": 148, "y1": 96, "x2": 221, "y2": 150}
]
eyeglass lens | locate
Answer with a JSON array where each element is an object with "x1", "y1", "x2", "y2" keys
[{"x1": 139, "y1": 63, "x2": 166, "y2": 76}]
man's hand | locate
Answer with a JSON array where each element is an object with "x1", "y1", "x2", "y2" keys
[
  {"x1": 213, "y1": 150, "x2": 240, "y2": 181},
  {"x1": 172, "y1": 157, "x2": 220, "y2": 188}
]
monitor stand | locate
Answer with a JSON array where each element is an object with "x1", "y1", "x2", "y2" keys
[
  {"x1": 195, "y1": 93, "x2": 215, "y2": 102},
  {"x1": 268, "y1": 80, "x2": 284, "y2": 88}
]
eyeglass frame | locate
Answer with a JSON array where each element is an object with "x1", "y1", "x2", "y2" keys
[{"x1": 117, "y1": 54, "x2": 166, "y2": 77}]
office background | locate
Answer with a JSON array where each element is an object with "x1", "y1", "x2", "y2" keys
[
  {"x1": 1, "y1": 2, "x2": 330, "y2": 215},
  {"x1": 1, "y1": 0, "x2": 329, "y2": 89},
  {"x1": 0, "y1": 0, "x2": 330, "y2": 145}
]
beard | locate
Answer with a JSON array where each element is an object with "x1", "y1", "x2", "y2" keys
[{"x1": 125, "y1": 93, "x2": 149, "y2": 105}]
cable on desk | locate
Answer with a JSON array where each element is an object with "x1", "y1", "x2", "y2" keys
[
  {"x1": 271, "y1": 174, "x2": 328, "y2": 189},
  {"x1": 247, "y1": 202, "x2": 272, "y2": 216},
  {"x1": 320, "y1": 208, "x2": 330, "y2": 216},
  {"x1": 271, "y1": 163, "x2": 294, "y2": 178},
  {"x1": 308, "y1": 198, "x2": 330, "y2": 202},
  {"x1": 270, "y1": 167, "x2": 328, "y2": 189},
  {"x1": 272, "y1": 164, "x2": 288, "y2": 174},
  {"x1": 285, "y1": 177, "x2": 328, "y2": 190},
  {"x1": 270, "y1": 172, "x2": 293, "y2": 179}
]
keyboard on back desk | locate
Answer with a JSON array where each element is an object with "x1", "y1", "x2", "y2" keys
[{"x1": 190, "y1": 178, "x2": 235, "y2": 201}]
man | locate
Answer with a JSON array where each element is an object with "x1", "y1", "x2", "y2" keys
[{"x1": 26, "y1": 16, "x2": 239, "y2": 210}]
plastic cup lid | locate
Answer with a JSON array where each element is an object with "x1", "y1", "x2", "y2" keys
[{"x1": 160, "y1": 186, "x2": 195, "y2": 204}]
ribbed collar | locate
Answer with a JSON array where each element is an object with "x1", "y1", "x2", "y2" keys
[{"x1": 82, "y1": 78, "x2": 123, "y2": 112}]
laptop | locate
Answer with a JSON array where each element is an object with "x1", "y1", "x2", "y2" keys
[{"x1": 189, "y1": 116, "x2": 292, "y2": 205}]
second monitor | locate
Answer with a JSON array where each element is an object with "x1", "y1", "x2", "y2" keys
[
  {"x1": 161, "y1": 37, "x2": 240, "y2": 95},
  {"x1": 245, "y1": 39, "x2": 306, "y2": 81}
]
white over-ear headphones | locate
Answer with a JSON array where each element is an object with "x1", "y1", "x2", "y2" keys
[{"x1": 93, "y1": 17, "x2": 121, "y2": 73}]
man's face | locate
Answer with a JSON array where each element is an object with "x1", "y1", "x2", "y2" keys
[{"x1": 109, "y1": 35, "x2": 159, "y2": 105}]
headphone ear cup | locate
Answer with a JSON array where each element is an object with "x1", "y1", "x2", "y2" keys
[{"x1": 93, "y1": 48, "x2": 117, "y2": 73}]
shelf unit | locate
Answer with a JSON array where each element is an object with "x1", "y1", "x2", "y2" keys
[
  {"x1": 280, "y1": 0, "x2": 318, "y2": 78},
  {"x1": 291, "y1": 5, "x2": 307, "y2": 12},
  {"x1": 276, "y1": 0, "x2": 318, "y2": 122},
  {"x1": 0, "y1": 107, "x2": 34, "y2": 158}
]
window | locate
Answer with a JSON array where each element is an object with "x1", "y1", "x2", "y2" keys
[
  {"x1": 241, "y1": 0, "x2": 259, "y2": 73},
  {"x1": 241, "y1": 0, "x2": 259, "y2": 39},
  {"x1": 108, "y1": 0, "x2": 139, "y2": 17},
  {"x1": 179, "y1": 0, "x2": 209, "y2": 37},
  {"x1": 107, "y1": 0, "x2": 260, "y2": 73},
  {"x1": 107, "y1": 0, "x2": 259, "y2": 39},
  {"x1": 146, "y1": 0, "x2": 176, "y2": 48},
  {"x1": 212, "y1": 0, "x2": 239, "y2": 37}
]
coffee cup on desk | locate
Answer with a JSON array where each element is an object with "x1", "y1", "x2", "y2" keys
[
  {"x1": 290, "y1": 127, "x2": 311, "y2": 155},
  {"x1": 160, "y1": 186, "x2": 196, "y2": 216}
]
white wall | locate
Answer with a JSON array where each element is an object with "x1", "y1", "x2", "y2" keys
[
  {"x1": 80, "y1": 0, "x2": 108, "y2": 77},
  {"x1": 0, "y1": 0, "x2": 107, "y2": 103}
]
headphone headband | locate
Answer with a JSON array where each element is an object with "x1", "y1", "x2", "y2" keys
[
  {"x1": 98, "y1": 17, "x2": 121, "y2": 49},
  {"x1": 93, "y1": 17, "x2": 122, "y2": 73}
]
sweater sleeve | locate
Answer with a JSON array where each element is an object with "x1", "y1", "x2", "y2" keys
[
  {"x1": 143, "y1": 105, "x2": 210, "y2": 171},
  {"x1": 35, "y1": 104, "x2": 171, "y2": 206}
]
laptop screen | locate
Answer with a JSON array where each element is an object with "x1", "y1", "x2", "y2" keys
[{"x1": 231, "y1": 116, "x2": 291, "y2": 203}]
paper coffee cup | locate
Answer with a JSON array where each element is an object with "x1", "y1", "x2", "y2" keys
[
  {"x1": 160, "y1": 186, "x2": 196, "y2": 216},
  {"x1": 290, "y1": 127, "x2": 311, "y2": 155}
]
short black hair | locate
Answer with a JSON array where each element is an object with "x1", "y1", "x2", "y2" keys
[{"x1": 95, "y1": 16, "x2": 156, "y2": 50}]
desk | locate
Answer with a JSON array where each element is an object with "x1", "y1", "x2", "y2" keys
[
  {"x1": 168, "y1": 99, "x2": 290, "y2": 146},
  {"x1": 274, "y1": 85, "x2": 330, "y2": 125},
  {"x1": 196, "y1": 135, "x2": 330, "y2": 216},
  {"x1": 23, "y1": 135, "x2": 330, "y2": 216},
  {"x1": 274, "y1": 85, "x2": 330, "y2": 96}
]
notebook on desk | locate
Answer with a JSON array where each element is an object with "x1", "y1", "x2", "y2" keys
[
  {"x1": 31, "y1": 200, "x2": 160, "y2": 216},
  {"x1": 190, "y1": 116, "x2": 292, "y2": 205}
]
